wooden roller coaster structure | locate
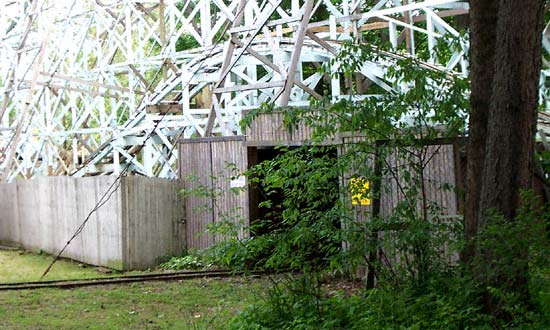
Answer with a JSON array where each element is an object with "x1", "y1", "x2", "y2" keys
[{"x1": 0, "y1": 0, "x2": 548, "y2": 181}]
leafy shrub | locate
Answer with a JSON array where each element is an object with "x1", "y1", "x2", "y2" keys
[
  {"x1": 212, "y1": 38, "x2": 550, "y2": 329},
  {"x1": 204, "y1": 235, "x2": 280, "y2": 271},
  {"x1": 159, "y1": 253, "x2": 211, "y2": 270},
  {"x1": 227, "y1": 191, "x2": 550, "y2": 329},
  {"x1": 229, "y1": 273, "x2": 489, "y2": 330},
  {"x1": 465, "y1": 191, "x2": 550, "y2": 323},
  {"x1": 229, "y1": 270, "x2": 550, "y2": 330}
]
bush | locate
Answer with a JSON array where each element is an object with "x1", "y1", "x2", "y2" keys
[
  {"x1": 229, "y1": 271, "x2": 550, "y2": 330},
  {"x1": 226, "y1": 193, "x2": 550, "y2": 329},
  {"x1": 159, "y1": 253, "x2": 211, "y2": 270},
  {"x1": 214, "y1": 39, "x2": 550, "y2": 329},
  {"x1": 204, "y1": 235, "x2": 280, "y2": 271}
]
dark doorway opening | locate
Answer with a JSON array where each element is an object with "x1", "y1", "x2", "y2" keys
[{"x1": 247, "y1": 145, "x2": 340, "y2": 237}]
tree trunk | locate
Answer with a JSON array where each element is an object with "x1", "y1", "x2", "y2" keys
[
  {"x1": 479, "y1": 0, "x2": 544, "y2": 227},
  {"x1": 463, "y1": 0, "x2": 499, "y2": 257},
  {"x1": 465, "y1": 0, "x2": 545, "y2": 316}
]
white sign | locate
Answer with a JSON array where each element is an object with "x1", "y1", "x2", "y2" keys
[{"x1": 230, "y1": 176, "x2": 246, "y2": 188}]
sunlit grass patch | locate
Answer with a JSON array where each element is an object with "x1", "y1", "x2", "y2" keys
[
  {"x1": 0, "y1": 248, "x2": 117, "y2": 283},
  {"x1": 0, "y1": 277, "x2": 266, "y2": 329}
]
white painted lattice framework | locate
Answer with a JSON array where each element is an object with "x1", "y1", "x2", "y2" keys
[{"x1": 0, "y1": 0, "x2": 547, "y2": 180}]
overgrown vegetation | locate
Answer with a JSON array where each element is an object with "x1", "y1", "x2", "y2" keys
[
  {"x1": 173, "y1": 38, "x2": 550, "y2": 329},
  {"x1": 159, "y1": 253, "x2": 212, "y2": 270}
]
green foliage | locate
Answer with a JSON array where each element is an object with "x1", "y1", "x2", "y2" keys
[
  {"x1": 468, "y1": 191, "x2": 550, "y2": 323},
  {"x1": 223, "y1": 39, "x2": 476, "y2": 328},
  {"x1": 245, "y1": 146, "x2": 345, "y2": 273},
  {"x1": 159, "y1": 253, "x2": 211, "y2": 270},
  {"x1": 537, "y1": 149, "x2": 550, "y2": 175},
  {"x1": 205, "y1": 235, "x2": 279, "y2": 271},
  {"x1": 189, "y1": 37, "x2": 549, "y2": 328},
  {"x1": 224, "y1": 192, "x2": 550, "y2": 329},
  {"x1": 228, "y1": 273, "x2": 491, "y2": 330},
  {"x1": 200, "y1": 146, "x2": 350, "y2": 273},
  {"x1": 313, "y1": 41, "x2": 469, "y2": 140},
  {"x1": 175, "y1": 33, "x2": 200, "y2": 52}
]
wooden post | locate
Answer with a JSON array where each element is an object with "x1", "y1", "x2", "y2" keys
[
  {"x1": 159, "y1": 0, "x2": 167, "y2": 81},
  {"x1": 279, "y1": 0, "x2": 314, "y2": 106},
  {"x1": 2, "y1": 30, "x2": 50, "y2": 182},
  {"x1": 366, "y1": 140, "x2": 382, "y2": 289}
]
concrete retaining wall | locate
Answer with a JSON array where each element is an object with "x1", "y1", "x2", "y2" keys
[
  {"x1": 0, "y1": 176, "x2": 184, "y2": 270},
  {"x1": 121, "y1": 176, "x2": 185, "y2": 270}
]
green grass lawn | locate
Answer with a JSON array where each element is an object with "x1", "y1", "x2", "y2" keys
[
  {"x1": 0, "y1": 249, "x2": 116, "y2": 283},
  {"x1": 0, "y1": 248, "x2": 266, "y2": 329},
  {"x1": 0, "y1": 277, "x2": 265, "y2": 329}
]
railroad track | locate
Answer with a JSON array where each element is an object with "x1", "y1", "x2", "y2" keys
[{"x1": 0, "y1": 269, "x2": 264, "y2": 291}]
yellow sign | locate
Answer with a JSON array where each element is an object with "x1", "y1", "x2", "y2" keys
[{"x1": 350, "y1": 177, "x2": 371, "y2": 206}]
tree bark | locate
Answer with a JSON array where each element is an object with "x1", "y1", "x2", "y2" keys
[
  {"x1": 463, "y1": 0, "x2": 499, "y2": 256},
  {"x1": 479, "y1": 0, "x2": 545, "y2": 227},
  {"x1": 465, "y1": 0, "x2": 546, "y2": 316}
]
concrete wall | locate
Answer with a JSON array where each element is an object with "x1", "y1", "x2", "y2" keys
[
  {"x1": 121, "y1": 176, "x2": 185, "y2": 270},
  {"x1": 0, "y1": 176, "x2": 184, "y2": 270},
  {"x1": 0, "y1": 181, "x2": 17, "y2": 246}
]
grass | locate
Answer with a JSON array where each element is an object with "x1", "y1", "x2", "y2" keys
[
  {"x1": 0, "y1": 277, "x2": 266, "y2": 329},
  {"x1": 0, "y1": 249, "x2": 117, "y2": 283},
  {"x1": 0, "y1": 248, "x2": 267, "y2": 329}
]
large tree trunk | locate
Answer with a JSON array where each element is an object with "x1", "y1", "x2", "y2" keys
[
  {"x1": 465, "y1": 0, "x2": 545, "y2": 316},
  {"x1": 479, "y1": 1, "x2": 545, "y2": 227},
  {"x1": 463, "y1": 0, "x2": 499, "y2": 258}
]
